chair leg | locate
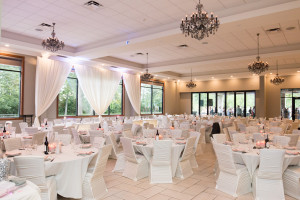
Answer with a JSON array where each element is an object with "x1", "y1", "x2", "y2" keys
[{"x1": 175, "y1": 159, "x2": 193, "y2": 179}]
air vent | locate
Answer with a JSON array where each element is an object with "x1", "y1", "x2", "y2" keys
[
  {"x1": 265, "y1": 27, "x2": 281, "y2": 33},
  {"x1": 136, "y1": 53, "x2": 144, "y2": 55},
  {"x1": 177, "y1": 44, "x2": 188, "y2": 48},
  {"x1": 286, "y1": 26, "x2": 295, "y2": 31},
  {"x1": 202, "y1": 41, "x2": 208, "y2": 44},
  {"x1": 110, "y1": 66, "x2": 118, "y2": 68},
  {"x1": 84, "y1": 1, "x2": 103, "y2": 9}
]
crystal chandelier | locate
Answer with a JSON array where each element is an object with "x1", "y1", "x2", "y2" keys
[
  {"x1": 42, "y1": 23, "x2": 65, "y2": 52},
  {"x1": 270, "y1": 61, "x2": 284, "y2": 85},
  {"x1": 248, "y1": 33, "x2": 269, "y2": 75},
  {"x1": 180, "y1": 0, "x2": 220, "y2": 41},
  {"x1": 186, "y1": 68, "x2": 197, "y2": 89},
  {"x1": 140, "y1": 53, "x2": 154, "y2": 81}
]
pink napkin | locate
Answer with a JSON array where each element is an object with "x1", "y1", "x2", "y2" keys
[
  {"x1": 81, "y1": 144, "x2": 92, "y2": 148},
  {"x1": 77, "y1": 151, "x2": 93, "y2": 156},
  {"x1": 176, "y1": 141, "x2": 186, "y2": 144},
  {"x1": 23, "y1": 136, "x2": 32, "y2": 139},
  {"x1": 286, "y1": 151, "x2": 299, "y2": 155}
]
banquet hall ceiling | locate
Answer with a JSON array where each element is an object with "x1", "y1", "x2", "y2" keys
[{"x1": 1, "y1": 0, "x2": 300, "y2": 80}]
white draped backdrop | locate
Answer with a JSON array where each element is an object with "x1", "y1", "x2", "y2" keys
[
  {"x1": 123, "y1": 73, "x2": 141, "y2": 115},
  {"x1": 74, "y1": 65, "x2": 122, "y2": 116},
  {"x1": 34, "y1": 57, "x2": 72, "y2": 127}
]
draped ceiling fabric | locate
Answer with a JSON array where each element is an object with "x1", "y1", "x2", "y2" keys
[
  {"x1": 34, "y1": 57, "x2": 72, "y2": 127},
  {"x1": 123, "y1": 73, "x2": 141, "y2": 115},
  {"x1": 74, "y1": 65, "x2": 122, "y2": 116}
]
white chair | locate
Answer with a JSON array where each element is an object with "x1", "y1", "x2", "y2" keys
[
  {"x1": 55, "y1": 134, "x2": 72, "y2": 146},
  {"x1": 213, "y1": 134, "x2": 227, "y2": 144},
  {"x1": 283, "y1": 165, "x2": 300, "y2": 199},
  {"x1": 223, "y1": 128, "x2": 231, "y2": 141},
  {"x1": 270, "y1": 126, "x2": 283, "y2": 134},
  {"x1": 123, "y1": 130, "x2": 134, "y2": 138},
  {"x1": 252, "y1": 149, "x2": 285, "y2": 200},
  {"x1": 148, "y1": 124, "x2": 155, "y2": 129},
  {"x1": 273, "y1": 136, "x2": 290, "y2": 147},
  {"x1": 285, "y1": 134, "x2": 299, "y2": 146},
  {"x1": 108, "y1": 134, "x2": 125, "y2": 172},
  {"x1": 245, "y1": 126, "x2": 259, "y2": 134},
  {"x1": 71, "y1": 128, "x2": 82, "y2": 145},
  {"x1": 3, "y1": 138, "x2": 22, "y2": 151},
  {"x1": 19, "y1": 122, "x2": 28, "y2": 133},
  {"x1": 252, "y1": 133, "x2": 265, "y2": 143},
  {"x1": 120, "y1": 137, "x2": 149, "y2": 181},
  {"x1": 189, "y1": 131, "x2": 201, "y2": 168},
  {"x1": 175, "y1": 137, "x2": 196, "y2": 179},
  {"x1": 14, "y1": 156, "x2": 57, "y2": 200},
  {"x1": 150, "y1": 140, "x2": 173, "y2": 184},
  {"x1": 89, "y1": 130, "x2": 103, "y2": 144},
  {"x1": 180, "y1": 123, "x2": 190, "y2": 130},
  {"x1": 77, "y1": 124, "x2": 91, "y2": 132},
  {"x1": 32, "y1": 132, "x2": 46, "y2": 145},
  {"x1": 24, "y1": 127, "x2": 39, "y2": 135},
  {"x1": 228, "y1": 129, "x2": 237, "y2": 141},
  {"x1": 232, "y1": 133, "x2": 246, "y2": 144},
  {"x1": 212, "y1": 142, "x2": 251, "y2": 197},
  {"x1": 123, "y1": 123, "x2": 132, "y2": 131},
  {"x1": 93, "y1": 137, "x2": 105, "y2": 148},
  {"x1": 82, "y1": 145, "x2": 112, "y2": 200},
  {"x1": 131, "y1": 124, "x2": 141, "y2": 136},
  {"x1": 53, "y1": 119, "x2": 63, "y2": 125},
  {"x1": 237, "y1": 123, "x2": 246, "y2": 132},
  {"x1": 143, "y1": 129, "x2": 156, "y2": 138},
  {"x1": 170, "y1": 129, "x2": 183, "y2": 139},
  {"x1": 53, "y1": 125, "x2": 65, "y2": 135}
]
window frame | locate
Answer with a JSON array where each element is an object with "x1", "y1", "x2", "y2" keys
[
  {"x1": 0, "y1": 53, "x2": 24, "y2": 120},
  {"x1": 56, "y1": 75, "x2": 124, "y2": 118},
  {"x1": 140, "y1": 80, "x2": 165, "y2": 115},
  {"x1": 191, "y1": 90, "x2": 256, "y2": 117}
]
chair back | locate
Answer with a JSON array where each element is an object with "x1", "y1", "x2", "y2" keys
[
  {"x1": 13, "y1": 156, "x2": 47, "y2": 189},
  {"x1": 19, "y1": 122, "x2": 28, "y2": 133},
  {"x1": 181, "y1": 137, "x2": 196, "y2": 161},
  {"x1": 189, "y1": 131, "x2": 200, "y2": 152},
  {"x1": 93, "y1": 137, "x2": 105, "y2": 148},
  {"x1": 232, "y1": 133, "x2": 246, "y2": 144},
  {"x1": 56, "y1": 134, "x2": 72, "y2": 145},
  {"x1": 213, "y1": 134, "x2": 226, "y2": 144},
  {"x1": 199, "y1": 127, "x2": 206, "y2": 143},
  {"x1": 71, "y1": 128, "x2": 81, "y2": 144},
  {"x1": 143, "y1": 128, "x2": 156, "y2": 138},
  {"x1": 123, "y1": 123, "x2": 132, "y2": 131},
  {"x1": 120, "y1": 137, "x2": 138, "y2": 163},
  {"x1": 77, "y1": 124, "x2": 90, "y2": 132},
  {"x1": 24, "y1": 127, "x2": 38, "y2": 135},
  {"x1": 285, "y1": 134, "x2": 299, "y2": 146},
  {"x1": 152, "y1": 140, "x2": 172, "y2": 165},
  {"x1": 270, "y1": 126, "x2": 283, "y2": 134},
  {"x1": 180, "y1": 123, "x2": 190, "y2": 130},
  {"x1": 258, "y1": 149, "x2": 285, "y2": 180},
  {"x1": 237, "y1": 123, "x2": 246, "y2": 132},
  {"x1": 54, "y1": 119, "x2": 63, "y2": 125},
  {"x1": 3, "y1": 138, "x2": 22, "y2": 151},
  {"x1": 32, "y1": 132, "x2": 46, "y2": 145},
  {"x1": 107, "y1": 134, "x2": 119, "y2": 158},
  {"x1": 53, "y1": 125, "x2": 65, "y2": 135},
  {"x1": 131, "y1": 124, "x2": 141, "y2": 135},
  {"x1": 273, "y1": 136, "x2": 290, "y2": 146},
  {"x1": 170, "y1": 129, "x2": 182, "y2": 139},
  {"x1": 89, "y1": 130, "x2": 103, "y2": 144},
  {"x1": 212, "y1": 142, "x2": 237, "y2": 175},
  {"x1": 246, "y1": 126, "x2": 259, "y2": 134},
  {"x1": 253, "y1": 133, "x2": 265, "y2": 143}
]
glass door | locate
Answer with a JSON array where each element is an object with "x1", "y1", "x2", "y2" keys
[{"x1": 292, "y1": 97, "x2": 300, "y2": 120}]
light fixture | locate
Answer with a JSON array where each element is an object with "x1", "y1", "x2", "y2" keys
[
  {"x1": 211, "y1": 77, "x2": 214, "y2": 79},
  {"x1": 270, "y1": 61, "x2": 284, "y2": 85},
  {"x1": 230, "y1": 75, "x2": 233, "y2": 78},
  {"x1": 248, "y1": 33, "x2": 269, "y2": 74},
  {"x1": 186, "y1": 68, "x2": 197, "y2": 89},
  {"x1": 180, "y1": 0, "x2": 219, "y2": 41},
  {"x1": 297, "y1": 71, "x2": 300, "y2": 73},
  {"x1": 140, "y1": 53, "x2": 154, "y2": 81},
  {"x1": 270, "y1": 73, "x2": 273, "y2": 75},
  {"x1": 4, "y1": 44, "x2": 10, "y2": 47},
  {"x1": 42, "y1": 23, "x2": 65, "y2": 52}
]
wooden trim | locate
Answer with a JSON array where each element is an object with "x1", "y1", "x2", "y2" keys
[{"x1": 0, "y1": 53, "x2": 24, "y2": 120}]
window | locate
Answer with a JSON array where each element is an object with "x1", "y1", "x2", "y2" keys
[
  {"x1": 191, "y1": 91, "x2": 255, "y2": 117},
  {"x1": 281, "y1": 89, "x2": 300, "y2": 119},
  {"x1": 141, "y1": 82, "x2": 164, "y2": 114},
  {"x1": 58, "y1": 71, "x2": 123, "y2": 117},
  {"x1": 0, "y1": 55, "x2": 23, "y2": 119}
]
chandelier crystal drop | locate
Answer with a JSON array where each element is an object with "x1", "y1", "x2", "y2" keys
[
  {"x1": 248, "y1": 33, "x2": 269, "y2": 75},
  {"x1": 186, "y1": 68, "x2": 197, "y2": 89},
  {"x1": 140, "y1": 53, "x2": 154, "y2": 82},
  {"x1": 180, "y1": 0, "x2": 220, "y2": 41},
  {"x1": 42, "y1": 23, "x2": 65, "y2": 52},
  {"x1": 270, "y1": 61, "x2": 285, "y2": 85}
]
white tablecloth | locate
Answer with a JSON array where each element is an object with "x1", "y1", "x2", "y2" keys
[
  {"x1": 9, "y1": 145, "x2": 98, "y2": 199},
  {"x1": 233, "y1": 145, "x2": 300, "y2": 178},
  {"x1": 1, "y1": 181, "x2": 41, "y2": 200},
  {"x1": 133, "y1": 139, "x2": 184, "y2": 177}
]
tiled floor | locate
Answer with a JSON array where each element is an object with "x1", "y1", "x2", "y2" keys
[{"x1": 59, "y1": 144, "x2": 296, "y2": 200}]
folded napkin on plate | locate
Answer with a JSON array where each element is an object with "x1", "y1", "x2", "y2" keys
[
  {"x1": 77, "y1": 151, "x2": 93, "y2": 156},
  {"x1": 176, "y1": 141, "x2": 186, "y2": 144},
  {"x1": 286, "y1": 150, "x2": 299, "y2": 155},
  {"x1": 8, "y1": 176, "x2": 26, "y2": 186},
  {"x1": 23, "y1": 136, "x2": 32, "y2": 139},
  {"x1": 284, "y1": 146, "x2": 297, "y2": 150},
  {"x1": 176, "y1": 137, "x2": 185, "y2": 140},
  {"x1": 136, "y1": 141, "x2": 146, "y2": 145},
  {"x1": 81, "y1": 144, "x2": 92, "y2": 148},
  {"x1": 6, "y1": 151, "x2": 21, "y2": 157}
]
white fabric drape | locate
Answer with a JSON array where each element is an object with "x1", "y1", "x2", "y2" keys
[
  {"x1": 34, "y1": 57, "x2": 72, "y2": 127},
  {"x1": 123, "y1": 73, "x2": 141, "y2": 115},
  {"x1": 74, "y1": 65, "x2": 122, "y2": 115}
]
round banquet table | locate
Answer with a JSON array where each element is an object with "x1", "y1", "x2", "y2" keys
[
  {"x1": 133, "y1": 139, "x2": 185, "y2": 177},
  {"x1": 232, "y1": 144, "x2": 300, "y2": 178},
  {"x1": 1, "y1": 180, "x2": 41, "y2": 200},
  {"x1": 133, "y1": 119, "x2": 158, "y2": 127},
  {"x1": 8, "y1": 145, "x2": 98, "y2": 199}
]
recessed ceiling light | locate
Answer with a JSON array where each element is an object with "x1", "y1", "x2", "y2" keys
[
  {"x1": 286, "y1": 26, "x2": 295, "y2": 31},
  {"x1": 155, "y1": 75, "x2": 158, "y2": 77},
  {"x1": 35, "y1": 28, "x2": 43, "y2": 32},
  {"x1": 178, "y1": 80, "x2": 180, "y2": 82},
  {"x1": 202, "y1": 41, "x2": 208, "y2": 44},
  {"x1": 230, "y1": 75, "x2": 233, "y2": 78},
  {"x1": 168, "y1": 77, "x2": 170, "y2": 79},
  {"x1": 265, "y1": 27, "x2": 281, "y2": 33},
  {"x1": 177, "y1": 44, "x2": 188, "y2": 48},
  {"x1": 270, "y1": 72, "x2": 273, "y2": 75},
  {"x1": 211, "y1": 77, "x2": 214, "y2": 79},
  {"x1": 252, "y1": 74, "x2": 256, "y2": 76},
  {"x1": 4, "y1": 44, "x2": 10, "y2": 47},
  {"x1": 297, "y1": 71, "x2": 300, "y2": 73}
]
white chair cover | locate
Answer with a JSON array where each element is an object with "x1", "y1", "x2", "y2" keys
[
  {"x1": 3, "y1": 138, "x2": 22, "y2": 151},
  {"x1": 32, "y1": 132, "x2": 46, "y2": 145}
]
